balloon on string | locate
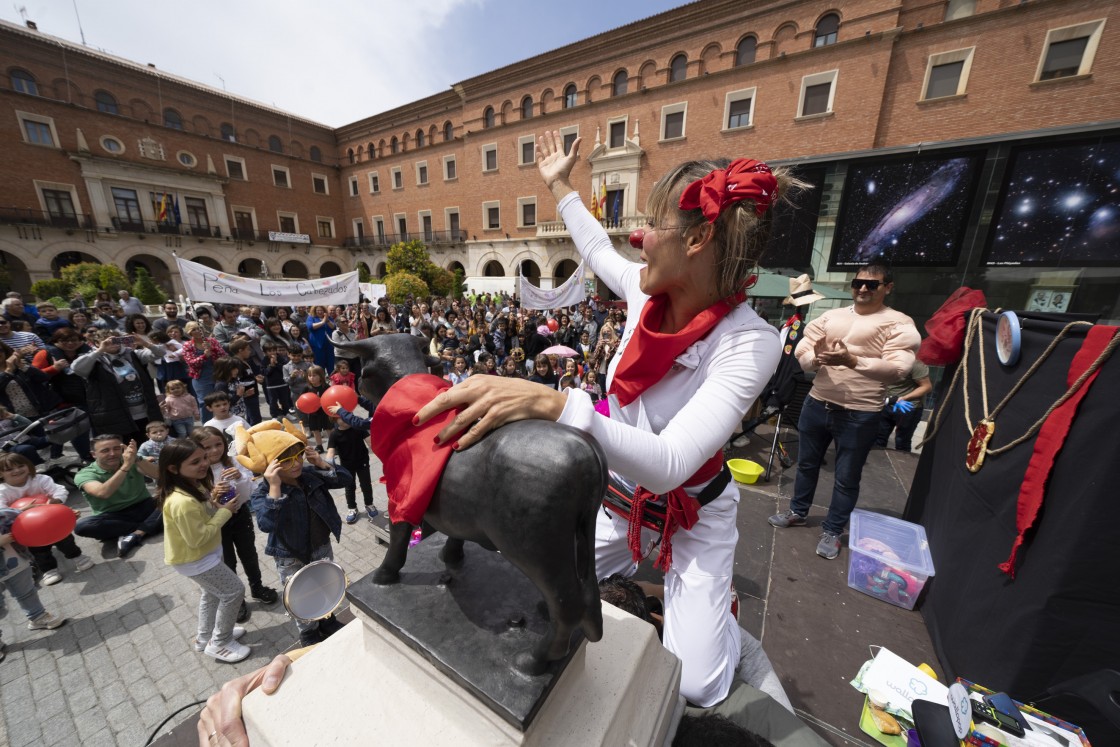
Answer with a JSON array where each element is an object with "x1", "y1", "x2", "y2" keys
[
  {"x1": 296, "y1": 392, "x2": 321, "y2": 414},
  {"x1": 546, "y1": 318, "x2": 559, "y2": 333},
  {"x1": 12, "y1": 504, "x2": 77, "y2": 547},
  {"x1": 320, "y1": 385, "x2": 358, "y2": 414},
  {"x1": 9, "y1": 495, "x2": 52, "y2": 511}
]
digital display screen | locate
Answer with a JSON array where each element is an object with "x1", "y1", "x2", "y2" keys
[{"x1": 761, "y1": 165, "x2": 825, "y2": 270}]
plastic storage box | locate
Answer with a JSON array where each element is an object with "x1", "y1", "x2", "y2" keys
[{"x1": 847, "y1": 510, "x2": 935, "y2": 610}]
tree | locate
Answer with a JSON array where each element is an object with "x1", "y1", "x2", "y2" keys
[
  {"x1": 60, "y1": 263, "x2": 130, "y2": 302},
  {"x1": 386, "y1": 240, "x2": 431, "y2": 278},
  {"x1": 384, "y1": 272, "x2": 428, "y2": 304},
  {"x1": 357, "y1": 262, "x2": 371, "y2": 283},
  {"x1": 30, "y1": 278, "x2": 71, "y2": 301},
  {"x1": 452, "y1": 268, "x2": 466, "y2": 299},
  {"x1": 427, "y1": 266, "x2": 455, "y2": 298},
  {"x1": 132, "y1": 266, "x2": 165, "y2": 304}
]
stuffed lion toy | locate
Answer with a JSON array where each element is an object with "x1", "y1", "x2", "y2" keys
[{"x1": 231, "y1": 419, "x2": 308, "y2": 474}]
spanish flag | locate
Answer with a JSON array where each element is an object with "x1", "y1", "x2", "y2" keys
[
  {"x1": 157, "y1": 193, "x2": 169, "y2": 223},
  {"x1": 598, "y1": 182, "x2": 608, "y2": 221},
  {"x1": 590, "y1": 181, "x2": 601, "y2": 219}
]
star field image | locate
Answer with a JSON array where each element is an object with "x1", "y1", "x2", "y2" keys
[
  {"x1": 830, "y1": 155, "x2": 981, "y2": 268},
  {"x1": 985, "y1": 138, "x2": 1120, "y2": 266},
  {"x1": 762, "y1": 165, "x2": 825, "y2": 270}
]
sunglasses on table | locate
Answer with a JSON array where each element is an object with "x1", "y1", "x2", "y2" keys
[{"x1": 850, "y1": 279, "x2": 884, "y2": 291}]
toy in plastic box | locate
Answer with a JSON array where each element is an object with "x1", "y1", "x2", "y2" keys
[{"x1": 847, "y1": 510, "x2": 935, "y2": 610}]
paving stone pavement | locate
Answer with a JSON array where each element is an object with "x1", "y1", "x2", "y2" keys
[{"x1": 0, "y1": 456, "x2": 389, "y2": 747}]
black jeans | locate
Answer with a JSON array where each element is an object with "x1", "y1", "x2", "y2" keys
[
  {"x1": 342, "y1": 461, "x2": 373, "y2": 509},
  {"x1": 74, "y1": 497, "x2": 163, "y2": 541},
  {"x1": 30, "y1": 533, "x2": 83, "y2": 572},
  {"x1": 221, "y1": 507, "x2": 263, "y2": 588},
  {"x1": 875, "y1": 404, "x2": 922, "y2": 451}
]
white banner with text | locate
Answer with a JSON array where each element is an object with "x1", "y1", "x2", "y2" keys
[
  {"x1": 176, "y1": 257, "x2": 360, "y2": 305},
  {"x1": 519, "y1": 262, "x2": 587, "y2": 310}
]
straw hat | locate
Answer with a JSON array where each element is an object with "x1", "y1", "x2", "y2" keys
[{"x1": 783, "y1": 274, "x2": 825, "y2": 306}]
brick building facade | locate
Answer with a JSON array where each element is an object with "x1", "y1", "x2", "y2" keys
[{"x1": 2, "y1": 0, "x2": 1117, "y2": 324}]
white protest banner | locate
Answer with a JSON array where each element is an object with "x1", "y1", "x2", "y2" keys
[
  {"x1": 175, "y1": 256, "x2": 360, "y2": 305},
  {"x1": 359, "y1": 283, "x2": 387, "y2": 301},
  {"x1": 519, "y1": 262, "x2": 586, "y2": 310}
]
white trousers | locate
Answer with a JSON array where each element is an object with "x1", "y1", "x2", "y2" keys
[{"x1": 594, "y1": 489, "x2": 742, "y2": 707}]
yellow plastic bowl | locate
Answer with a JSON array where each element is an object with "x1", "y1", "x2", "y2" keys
[{"x1": 727, "y1": 458, "x2": 764, "y2": 485}]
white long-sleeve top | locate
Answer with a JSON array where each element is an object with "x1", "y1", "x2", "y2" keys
[
  {"x1": 554, "y1": 192, "x2": 781, "y2": 495},
  {"x1": 209, "y1": 462, "x2": 255, "y2": 510},
  {"x1": 0, "y1": 473, "x2": 71, "y2": 507}
]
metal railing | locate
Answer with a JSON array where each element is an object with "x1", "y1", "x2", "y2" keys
[
  {"x1": 110, "y1": 217, "x2": 223, "y2": 238},
  {"x1": 342, "y1": 229, "x2": 468, "y2": 249},
  {"x1": 0, "y1": 207, "x2": 95, "y2": 230}
]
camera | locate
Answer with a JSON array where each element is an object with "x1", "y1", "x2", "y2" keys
[{"x1": 110, "y1": 335, "x2": 135, "y2": 349}]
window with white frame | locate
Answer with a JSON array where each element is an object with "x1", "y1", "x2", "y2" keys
[
  {"x1": 724, "y1": 88, "x2": 756, "y2": 130},
  {"x1": 317, "y1": 217, "x2": 335, "y2": 239},
  {"x1": 608, "y1": 117, "x2": 627, "y2": 149},
  {"x1": 419, "y1": 210, "x2": 433, "y2": 241},
  {"x1": 353, "y1": 218, "x2": 364, "y2": 240},
  {"x1": 349, "y1": 176, "x2": 359, "y2": 196},
  {"x1": 518, "y1": 135, "x2": 535, "y2": 166},
  {"x1": 312, "y1": 173, "x2": 329, "y2": 195},
  {"x1": 391, "y1": 167, "x2": 403, "y2": 190},
  {"x1": 16, "y1": 111, "x2": 59, "y2": 147},
  {"x1": 482, "y1": 144, "x2": 498, "y2": 172},
  {"x1": 373, "y1": 216, "x2": 385, "y2": 242},
  {"x1": 517, "y1": 197, "x2": 537, "y2": 228},
  {"x1": 445, "y1": 208, "x2": 460, "y2": 239},
  {"x1": 922, "y1": 48, "x2": 975, "y2": 100},
  {"x1": 944, "y1": 0, "x2": 975, "y2": 21},
  {"x1": 394, "y1": 213, "x2": 408, "y2": 239},
  {"x1": 798, "y1": 70, "x2": 838, "y2": 117},
  {"x1": 483, "y1": 200, "x2": 501, "y2": 230},
  {"x1": 416, "y1": 161, "x2": 429, "y2": 185},
  {"x1": 277, "y1": 212, "x2": 298, "y2": 233},
  {"x1": 560, "y1": 125, "x2": 579, "y2": 155},
  {"x1": 100, "y1": 135, "x2": 125, "y2": 154},
  {"x1": 231, "y1": 206, "x2": 256, "y2": 239},
  {"x1": 443, "y1": 156, "x2": 457, "y2": 181},
  {"x1": 272, "y1": 165, "x2": 291, "y2": 188},
  {"x1": 226, "y1": 156, "x2": 247, "y2": 180},
  {"x1": 34, "y1": 181, "x2": 82, "y2": 226},
  {"x1": 1036, "y1": 20, "x2": 1105, "y2": 81},
  {"x1": 369, "y1": 172, "x2": 380, "y2": 194},
  {"x1": 660, "y1": 102, "x2": 687, "y2": 141}
]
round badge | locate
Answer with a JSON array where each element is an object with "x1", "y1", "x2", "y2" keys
[{"x1": 996, "y1": 310, "x2": 1021, "y2": 366}]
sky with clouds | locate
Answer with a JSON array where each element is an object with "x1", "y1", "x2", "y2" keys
[{"x1": 2, "y1": 0, "x2": 688, "y2": 127}]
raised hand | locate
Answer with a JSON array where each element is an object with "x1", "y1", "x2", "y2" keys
[{"x1": 536, "y1": 130, "x2": 580, "y2": 198}]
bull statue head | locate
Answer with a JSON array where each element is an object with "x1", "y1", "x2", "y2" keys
[{"x1": 333, "y1": 333, "x2": 441, "y2": 411}]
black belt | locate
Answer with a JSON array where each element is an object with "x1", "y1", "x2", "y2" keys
[{"x1": 602, "y1": 464, "x2": 732, "y2": 533}]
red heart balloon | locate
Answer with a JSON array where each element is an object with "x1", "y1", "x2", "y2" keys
[{"x1": 12, "y1": 504, "x2": 77, "y2": 547}]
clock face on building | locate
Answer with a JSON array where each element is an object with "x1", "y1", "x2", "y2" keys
[{"x1": 996, "y1": 310, "x2": 1021, "y2": 367}]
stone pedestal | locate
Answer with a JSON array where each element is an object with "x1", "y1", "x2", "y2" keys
[{"x1": 243, "y1": 536, "x2": 681, "y2": 746}]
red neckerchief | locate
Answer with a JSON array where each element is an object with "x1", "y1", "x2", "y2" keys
[
  {"x1": 627, "y1": 453, "x2": 724, "y2": 572},
  {"x1": 608, "y1": 291, "x2": 744, "y2": 408},
  {"x1": 782, "y1": 311, "x2": 803, "y2": 329},
  {"x1": 999, "y1": 326, "x2": 1118, "y2": 578},
  {"x1": 369, "y1": 374, "x2": 457, "y2": 526}
]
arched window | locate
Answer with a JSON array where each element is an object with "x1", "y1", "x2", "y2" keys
[
  {"x1": 220, "y1": 122, "x2": 236, "y2": 142},
  {"x1": 367, "y1": 142, "x2": 375, "y2": 159},
  {"x1": 347, "y1": 148, "x2": 355, "y2": 164},
  {"x1": 390, "y1": 136, "x2": 398, "y2": 154},
  {"x1": 268, "y1": 135, "x2": 283, "y2": 153},
  {"x1": 310, "y1": 145, "x2": 322, "y2": 163},
  {"x1": 10, "y1": 68, "x2": 38, "y2": 95},
  {"x1": 163, "y1": 108, "x2": 183, "y2": 130},
  {"x1": 815, "y1": 13, "x2": 840, "y2": 47},
  {"x1": 357, "y1": 145, "x2": 364, "y2": 160},
  {"x1": 612, "y1": 70, "x2": 628, "y2": 97},
  {"x1": 563, "y1": 83, "x2": 577, "y2": 109},
  {"x1": 95, "y1": 90, "x2": 119, "y2": 115},
  {"x1": 521, "y1": 96, "x2": 533, "y2": 119},
  {"x1": 416, "y1": 129, "x2": 425, "y2": 147},
  {"x1": 483, "y1": 107, "x2": 495, "y2": 128},
  {"x1": 669, "y1": 54, "x2": 687, "y2": 82},
  {"x1": 443, "y1": 121, "x2": 453, "y2": 141},
  {"x1": 736, "y1": 36, "x2": 757, "y2": 66}
]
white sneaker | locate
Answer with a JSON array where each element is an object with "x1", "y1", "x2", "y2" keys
[
  {"x1": 203, "y1": 638, "x2": 251, "y2": 663},
  {"x1": 732, "y1": 434, "x2": 751, "y2": 448},
  {"x1": 41, "y1": 569, "x2": 63, "y2": 586},
  {"x1": 194, "y1": 625, "x2": 246, "y2": 653},
  {"x1": 73, "y1": 555, "x2": 94, "y2": 573},
  {"x1": 28, "y1": 612, "x2": 65, "y2": 631}
]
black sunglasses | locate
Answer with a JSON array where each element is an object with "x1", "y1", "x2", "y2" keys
[{"x1": 851, "y1": 278, "x2": 883, "y2": 291}]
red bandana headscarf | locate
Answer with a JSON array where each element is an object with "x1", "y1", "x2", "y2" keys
[{"x1": 678, "y1": 158, "x2": 778, "y2": 222}]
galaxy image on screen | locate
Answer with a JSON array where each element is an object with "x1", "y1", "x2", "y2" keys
[
  {"x1": 829, "y1": 154, "x2": 981, "y2": 268},
  {"x1": 761, "y1": 165, "x2": 825, "y2": 270},
  {"x1": 983, "y1": 137, "x2": 1120, "y2": 267}
]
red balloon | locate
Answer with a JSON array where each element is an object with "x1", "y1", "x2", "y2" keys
[
  {"x1": 629, "y1": 228, "x2": 645, "y2": 249},
  {"x1": 320, "y1": 385, "x2": 358, "y2": 414},
  {"x1": 10, "y1": 494, "x2": 52, "y2": 511},
  {"x1": 546, "y1": 318, "x2": 559, "y2": 332},
  {"x1": 12, "y1": 504, "x2": 76, "y2": 547},
  {"x1": 296, "y1": 392, "x2": 321, "y2": 414}
]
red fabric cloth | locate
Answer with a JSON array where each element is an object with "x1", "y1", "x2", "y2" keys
[
  {"x1": 678, "y1": 159, "x2": 777, "y2": 222},
  {"x1": 626, "y1": 453, "x2": 724, "y2": 572},
  {"x1": 918, "y1": 288, "x2": 987, "y2": 366},
  {"x1": 368, "y1": 374, "x2": 458, "y2": 526},
  {"x1": 999, "y1": 325, "x2": 1118, "y2": 578},
  {"x1": 608, "y1": 291, "x2": 743, "y2": 408}
]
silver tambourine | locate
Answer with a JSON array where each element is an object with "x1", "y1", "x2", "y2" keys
[{"x1": 283, "y1": 560, "x2": 349, "y2": 622}]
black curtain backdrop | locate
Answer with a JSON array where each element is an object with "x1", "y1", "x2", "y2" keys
[{"x1": 904, "y1": 312, "x2": 1120, "y2": 735}]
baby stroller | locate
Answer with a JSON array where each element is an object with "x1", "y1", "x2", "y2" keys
[{"x1": 0, "y1": 407, "x2": 90, "y2": 490}]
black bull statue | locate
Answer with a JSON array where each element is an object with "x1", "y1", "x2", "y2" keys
[{"x1": 335, "y1": 334, "x2": 608, "y2": 675}]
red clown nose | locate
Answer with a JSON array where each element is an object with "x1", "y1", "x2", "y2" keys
[{"x1": 628, "y1": 228, "x2": 645, "y2": 249}]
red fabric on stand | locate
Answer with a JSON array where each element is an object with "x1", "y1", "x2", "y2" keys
[
  {"x1": 369, "y1": 374, "x2": 457, "y2": 526},
  {"x1": 999, "y1": 325, "x2": 1118, "y2": 578},
  {"x1": 918, "y1": 288, "x2": 987, "y2": 366}
]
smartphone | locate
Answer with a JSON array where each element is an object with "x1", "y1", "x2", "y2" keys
[
  {"x1": 111, "y1": 335, "x2": 135, "y2": 349},
  {"x1": 984, "y1": 692, "x2": 1030, "y2": 734}
]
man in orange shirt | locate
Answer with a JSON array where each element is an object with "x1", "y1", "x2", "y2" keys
[{"x1": 768, "y1": 259, "x2": 920, "y2": 559}]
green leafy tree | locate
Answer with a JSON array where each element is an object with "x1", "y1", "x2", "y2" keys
[
  {"x1": 452, "y1": 268, "x2": 466, "y2": 299},
  {"x1": 357, "y1": 262, "x2": 371, "y2": 283},
  {"x1": 384, "y1": 272, "x2": 428, "y2": 304},
  {"x1": 386, "y1": 240, "x2": 431, "y2": 278},
  {"x1": 30, "y1": 278, "x2": 72, "y2": 301},
  {"x1": 60, "y1": 263, "x2": 130, "y2": 302},
  {"x1": 427, "y1": 267, "x2": 455, "y2": 298},
  {"x1": 132, "y1": 266, "x2": 165, "y2": 305}
]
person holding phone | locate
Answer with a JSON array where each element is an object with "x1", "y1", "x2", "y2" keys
[{"x1": 70, "y1": 329, "x2": 163, "y2": 444}]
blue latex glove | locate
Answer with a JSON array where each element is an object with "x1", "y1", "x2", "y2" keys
[{"x1": 892, "y1": 399, "x2": 915, "y2": 414}]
